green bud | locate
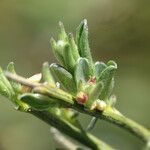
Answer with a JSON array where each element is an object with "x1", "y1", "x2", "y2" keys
[
  {"x1": 50, "y1": 63, "x2": 76, "y2": 94},
  {"x1": 76, "y1": 19, "x2": 93, "y2": 65},
  {"x1": 94, "y1": 61, "x2": 107, "y2": 79},
  {"x1": 63, "y1": 43, "x2": 76, "y2": 73},
  {"x1": 20, "y1": 93, "x2": 57, "y2": 111},
  {"x1": 68, "y1": 33, "x2": 80, "y2": 61}
]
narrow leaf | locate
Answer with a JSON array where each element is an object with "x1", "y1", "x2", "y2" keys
[
  {"x1": 98, "y1": 65, "x2": 117, "y2": 100},
  {"x1": 94, "y1": 61, "x2": 107, "y2": 79},
  {"x1": 58, "y1": 21, "x2": 68, "y2": 41},
  {"x1": 74, "y1": 58, "x2": 92, "y2": 89},
  {"x1": 63, "y1": 44, "x2": 76, "y2": 73},
  {"x1": 76, "y1": 19, "x2": 93, "y2": 65},
  {"x1": 85, "y1": 81, "x2": 103, "y2": 108},
  {"x1": 0, "y1": 67, "x2": 14, "y2": 96},
  {"x1": 42, "y1": 62, "x2": 55, "y2": 84},
  {"x1": 33, "y1": 85, "x2": 74, "y2": 104},
  {"x1": 50, "y1": 63, "x2": 76, "y2": 94},
  {"x1": 0, "y1": 80, "x2": 11, "y2": 98},
  {"x1": 68, "y1": 33, "x2": 80, "y2": 61},
  {"x1": 50, "y1": 38, "x2": 65, "y2": 66},
  {"x1": 107, "y1": 60, "x2": 117, "y2": 68},
  {"x1": 7, "y1": 62, "x2": 22, "y2": 93},
  {"x1": 20, "y1": 93, "x2": 57, "y2": 111}
]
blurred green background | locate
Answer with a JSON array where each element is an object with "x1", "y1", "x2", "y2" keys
[{"x1": 0, "y1": 0, "x2": 150, "y2": 149}]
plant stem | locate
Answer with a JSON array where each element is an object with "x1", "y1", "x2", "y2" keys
[
  {"x1": 29, "y1": 109, "x2": 114, "y2": 150},
  {"x1": 5, "y1": 73, "x2": 150, "y2": 144},
  {"x1": 35, "y1": 87, "x2": 150, "y2": 143},
  {"x1": 102, "y1": 107, "x2": 150, "y2": 143},
  {"x1": 50, "y1": 127, "x2": 80, "y2": 150},
  {"x1": 71, "y1": 104, "x2": 150, "y2": 142},
  {"x1": 75, "y1": 106, "x2": 150, "y2": 143}
]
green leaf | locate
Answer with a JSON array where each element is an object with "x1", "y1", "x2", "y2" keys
[
  {"x1": 0, "y1": 80, "x2": 12, "y2": 98},
  {"x1": 50, "y1": 38, "x2": 65, "y2": 66},
  {"x1": 63, "y1": 43, "x2": 76, "y2": 73},
  {"x1": 58, "y1": 21, "x2": 68, "y2": 42},
  {"x1": 85, "y1": 81, "x2": 103, "y2": 108},
  {"x1": 94, "y1": 61, "x2": 107, "y2": 79},
  {"x1": 42, "y1": 62, "x2": 55, "y2": 84},
  {"x1": 98, "y1": 65, "x2": 117, "y2": 100},
  {"x1": 50, "y1": 63, "x2": 76, "y2": 94},
  {"x1": 7, "y1": 62, "x2": 22, "y2": 93},
  {"x1": 68, "y1": 33, "x2": 80, "y2": 61},
  {"x1": 76, "y1": 20, "x2": 84, "y2": 51},
  {"x1": 76, "y1": 19, "x2": 93, "y2": 65},
  {"x1": 74, "y1": 58, "x2": 92, "y2": 89},
  {"x1": 33, "y1": 85, "x2": 74, "y2": 104},
  {"x1": 20, "y1": 93, "x2": 57, "y2": 111},
  {"x1": 107, "y1": 60, "x2": 117, "y2": 68},
  {"x1": 0, "y1": 67, "x2": 14, "y2": 96}
]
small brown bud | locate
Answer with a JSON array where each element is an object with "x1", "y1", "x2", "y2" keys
[
  {"x1": 88, "y1": 76, "x2": 96, "y2": 84},
  {"x1": 76, "y1": 92, "x2": 88, "y2": 104}
]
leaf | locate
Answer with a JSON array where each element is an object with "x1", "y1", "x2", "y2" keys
[
  {"x1": 76, "y1": 19, "x2": 93, "y2": 65},
  {"x1": 50, "y1": 63, "x2": 76, "y2": 94},
  {"x1": 0, "y1": 80, "x2": 11, "y2": 98},
  {"x1": 42, "y1": 62, "x2": 55, "y2": 84},
  {"x1": 20, "y1": 93, "x2": 57, "y2": 111},
  {"x1": 107, "y1": 60, "x2": 117, "y2": 68},
  {"x1": 68, "y1": 33, "x2": 80, "y2": 61},
  {"x1": 74, "y1": 58, "x2": 92, "y2": 89},
  {"x1": 84, "y1": 81, "x2": 103, "y2": 108},
  {"x1": 94, "y1": 61, "x2": 107, "y2": 79},
  {"x1": 58, "y1": 21, "x2": 68, "y2": 42},
  {"x1": 63, "y1": 43, "x2": 76, "y2": 73},
  {"x1": 0, "y1": 67, "x2": 14, "y2": 96},
  {"x1": 33, "y1": 85, "x2": 74, "y2": 104},
  {"x1": 50, "y1": 38, "x2": 65, "y2": 66},
  {"x1": 7, "y1": 62, "x2": 22, "y2": 93},
  {"x1": 98, "y1": 65, "x2": 117, "y2": 100}
]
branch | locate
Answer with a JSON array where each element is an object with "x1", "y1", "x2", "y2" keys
[
  {"x1": 33, "y1": 85, "x2": 150, "y2": 143},
  {"x1": 50, "y1": 127, "x2": 87, "y2": 150},
  {"x1": 5, "y1": 72, "x2": 150, "y2": 144},
  {"x1": 29, "y1": 109, "x2": 114, "y2": 150}
]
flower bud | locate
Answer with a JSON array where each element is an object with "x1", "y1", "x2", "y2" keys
[
  {"x1": 88, "y1": 76, "x2": 96, "y2": 84},
  {"x1": 76, "y1": 92, "x2": 88, "y2": 104}
]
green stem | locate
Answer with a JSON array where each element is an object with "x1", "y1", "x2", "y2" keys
[
  {"x1": 102, "y1": 107, "x2": 150, "y2": 143},
  {"x1": 5, "y1": 73, "x2": 150, "y2": 144},
  {"x1": 35, "y1": 84, "x2": 150, "y2": 143},
  {"x1": 29, "y1": 109, "x2": 114, "y2": 150},
  {"x1": 75, "y1": 105, "x2": 150, "y2": 143}
]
